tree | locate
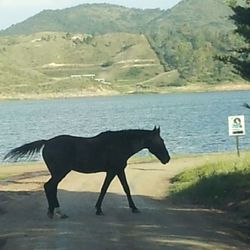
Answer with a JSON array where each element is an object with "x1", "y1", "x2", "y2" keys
[{"x1": 220, "y1": 0, "x2": 250, "y2": 81}]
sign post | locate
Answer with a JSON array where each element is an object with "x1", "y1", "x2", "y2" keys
[
  {"x1": 236, "y1": 136, "x2": 240, "y2": 157},
  {"x1": 228, "y1": 115, "x2": 245, "y2": 157}
]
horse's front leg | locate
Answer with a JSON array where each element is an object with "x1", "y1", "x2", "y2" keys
[
  {"x1": 95, "y1": 171, "x2": 115, "y2": 215},
  {"x1": 117, "y1": 170, "x2": 140, "y2": 213}
]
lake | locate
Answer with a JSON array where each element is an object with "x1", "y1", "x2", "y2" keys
[{"x1": 1, "y1": 90, "x2": 250, "y2": 160}]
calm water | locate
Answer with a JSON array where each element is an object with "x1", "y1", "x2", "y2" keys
[{"x1": 1, "y1": 91, "x2": 250, "y2": 160}]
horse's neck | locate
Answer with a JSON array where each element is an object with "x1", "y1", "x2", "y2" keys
[
  {"x1": 129, "y1": 138, "x2": 145, "y2": 154},
  {"x1": 104, "y1": 130, "x2": 149, "y2": 158},
  {"x1": 126, "y1": 132, "x2": 148, "y2": 157}
]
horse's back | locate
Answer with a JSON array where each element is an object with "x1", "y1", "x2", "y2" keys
[{"x1": 42, "y1": 135, "x2": 104, "y2": 172}]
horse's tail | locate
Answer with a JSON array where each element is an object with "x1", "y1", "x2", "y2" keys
[{"x1": 3, "y1": 140, "x2": 47, "y2": 161}]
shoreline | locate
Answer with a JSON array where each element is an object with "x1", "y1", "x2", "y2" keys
[
  {"x1": 0, "y1": 82, "x2": 250, "y2": 101},
  {"x1": 1, "y1": 150, "x2": 247, "y2": 168}
]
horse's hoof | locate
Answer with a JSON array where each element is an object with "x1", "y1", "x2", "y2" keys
[
  {"x1": 132, "y1": 208, "x2": 140, "y2": 213},
  {"x1": 53, "y1": 207, "x2": 68, "y2": 219},
  {"x1": 96, "y1": 210, "x2": 104, "y2": 216},
  {"x1": 47, "y1": 211, "x2": 54, "y2": 219},
  {"x1": 59, "y1": 214, "x2": 69, "y2": 219},
  {"x1": 55, "y1": 212, "x2": 68, "y2": 219}
]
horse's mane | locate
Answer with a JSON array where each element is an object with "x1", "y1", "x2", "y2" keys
[
  {"x1": 95, "y1": 129, "x2": 151, "y2": 143},
  {"x1": 100, "y1": 129, "x2": 150, "y2": 137}
]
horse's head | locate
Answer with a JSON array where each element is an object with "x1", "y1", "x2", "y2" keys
[{"x1": 146, "y1": 127, "x2": 170, "y2": 164}]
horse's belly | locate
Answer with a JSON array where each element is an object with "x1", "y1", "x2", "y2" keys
[
  {"x1": 73, "y1": 166, "x2": 105, "y2": 173},
  {"x1": 72, "y1": 160, "x2": 106, "y2": 173}
]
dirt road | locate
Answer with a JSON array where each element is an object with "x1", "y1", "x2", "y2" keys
[{"x1": 0, "y1": 157, "x2": 249, "y2": 250}]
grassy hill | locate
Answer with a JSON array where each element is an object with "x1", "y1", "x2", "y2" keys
[
  {"x1": 0, "y1": 32, "x2": 176, "y2": 98},
  {"x1": 0, "y1": 0, "x2": 248, "y2": 98}
]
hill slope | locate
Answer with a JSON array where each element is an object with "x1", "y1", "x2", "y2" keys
[
  {"x1": 0, "y1": 0, "x2": 247, "y2": 98},
  {"x1": 0, "y1": 0, "x2": 234, "y2": 36},
  {"x1": 0, "y1": 32, "x2": 168, "y2": 98},
  {"x1": 1, "y1": 4, "x2": 163, "y2": 35},
  {"x1": 148, "y1": 0, "x2": 234, "y2": 31},
  {"x1": 146, "y1": 0, "x2": 239, "y2": 83}
]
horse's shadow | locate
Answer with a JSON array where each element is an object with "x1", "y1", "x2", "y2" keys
[{"x1": 1, "y1": 189, "x2": 248, "y2": 250}]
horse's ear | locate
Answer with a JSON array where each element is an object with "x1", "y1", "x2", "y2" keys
[
  {"x1": 153, "y1": 126, "x2": 160, "y2": 135},
  {"x1": 157, "y1": 126, "x2": 161, "y2": 134}
]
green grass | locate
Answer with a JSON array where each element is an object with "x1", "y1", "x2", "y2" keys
[
  {"x1": 169, "y1": 153, "x2": 250, "y2": 217},
  {"x1": 0, "y1": 173, "x2": 8, "y2": 180}
]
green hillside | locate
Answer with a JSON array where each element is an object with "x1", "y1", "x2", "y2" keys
[
  {"x1": 145, "y1": 0, "x2": 240, "y2": 83},
  {"x1": 150, "y1": 0, "x2": 234, "y2": 30},
  {"x1": 0, "y1": 32, "x2": 172, "y2": 97},
  {"x1": 0, "y1": 0, "x2": 248, "y2": 98}
]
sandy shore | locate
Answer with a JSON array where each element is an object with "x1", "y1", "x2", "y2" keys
[{"x1": 0, "y1": 82, "x2": 249, "y2": 101}]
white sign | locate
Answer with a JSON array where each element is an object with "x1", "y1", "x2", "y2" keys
[{"x1": 228, "y1": 115, "x2": 245, "y2": 136}]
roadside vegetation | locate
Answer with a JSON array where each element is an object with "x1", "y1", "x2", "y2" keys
[
  {"x1": 169, "y1": 152, "x2": 250, "y2": 220},
  {"x1": 0, "y1": 174, "x2": 8, "y2": 180}
]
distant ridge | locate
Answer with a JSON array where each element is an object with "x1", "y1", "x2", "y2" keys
[
  {"x1": 147, "y1": 0, "x2": 234, "y2": 31},
  {"x1": 0, "y1": 4, "x2": 163, "y2": 35},
  {"x1": 0, "y1": 1, "x2": 234, "y2": 36}
]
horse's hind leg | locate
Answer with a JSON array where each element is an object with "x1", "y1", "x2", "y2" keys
[{"x1": 44, "y1": 171, "x2": 69, "y2": 219}]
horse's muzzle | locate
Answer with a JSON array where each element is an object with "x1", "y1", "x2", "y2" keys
[{"x1": 161, "y1": 156, "x2": 170, "y2": 164}]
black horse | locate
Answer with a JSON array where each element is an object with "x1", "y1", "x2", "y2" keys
[{"x1": 4, "y1": 127, "x2": 170, "y2": 218}]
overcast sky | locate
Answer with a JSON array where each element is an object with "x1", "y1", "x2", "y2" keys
[{"x1": 0, "y1": 0, "x2": 182, "y2": 30}]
